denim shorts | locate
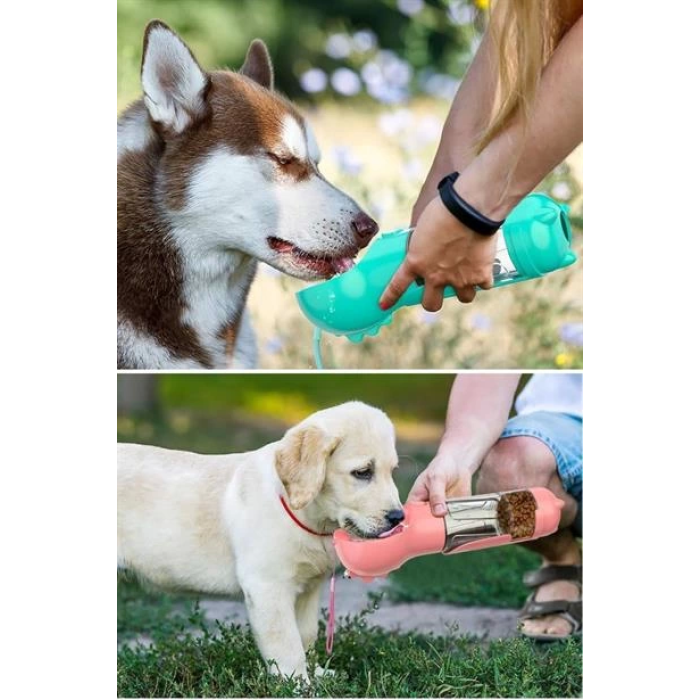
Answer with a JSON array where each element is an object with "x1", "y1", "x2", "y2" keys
[{"x1": 500, "y1": 411, "x2": 583, "y2": 532}]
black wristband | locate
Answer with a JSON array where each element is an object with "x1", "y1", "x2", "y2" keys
[{"x1": 437, "y1": 172, "x2": 504, "y2": 236}]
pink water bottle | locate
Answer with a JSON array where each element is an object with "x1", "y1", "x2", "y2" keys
[{"x1": 333, "y1": 488, "x2": 564, "y2": 581}]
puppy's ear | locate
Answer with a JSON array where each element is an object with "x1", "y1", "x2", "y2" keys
[
  {"x1": 240, "y1": 39, "x2": 274, "y2": 90},
  {"x1": 141, "y1": 20, "x2": 210, "y2": 135},
  {"x1": 275, "y1": 424, "x2": 338, "y2": 510}
]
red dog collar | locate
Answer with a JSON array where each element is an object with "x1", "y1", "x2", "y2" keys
[{"x1": 278, "y1": 495, "x2": 332, "y2": 537}]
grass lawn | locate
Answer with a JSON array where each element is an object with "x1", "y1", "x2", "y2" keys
[
  {"x1": 388, "y1": 546, "x2": 540, "y2": 609},
  {"x1": 118, "y1": 578, "x2": 581, "y2": 698},
  {"x1": 118, "y1": 405, "x2": 581, "y2": 697}
]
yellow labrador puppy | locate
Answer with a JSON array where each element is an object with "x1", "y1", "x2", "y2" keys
[{"x1": 118, "y1": 401, "x2": 403, "y2": 679}]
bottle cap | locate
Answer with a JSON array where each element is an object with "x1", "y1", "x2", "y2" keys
[{"x1": 503, "y1": 194, "x2": 577, "y2": 278}]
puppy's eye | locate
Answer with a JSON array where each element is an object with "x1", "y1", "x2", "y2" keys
[
  {"x1": 351, "y1": 467, "x2": 373, "y2": 481},
  {"x1": 268, "y1": 152, "x2": 294, "y2": 166}
]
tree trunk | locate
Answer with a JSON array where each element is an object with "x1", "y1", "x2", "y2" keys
[{"x1": 117, "y1": 375, "x2": 158, "y2": 414}]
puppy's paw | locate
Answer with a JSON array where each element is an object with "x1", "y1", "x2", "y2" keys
[
  {"x1": 314, "y1": 665, "x2": 336, "y2": 678},
  {"x1": 290, "y1": 673, "x2": 312, "y2": 697}
]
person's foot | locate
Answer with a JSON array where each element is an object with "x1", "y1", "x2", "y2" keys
[
  {"x1": 519, "y1": 562, "x2": 582, "y2": 640},
  {"x1": 520, "y1": 577, "x2": 579, "y2": 637}
]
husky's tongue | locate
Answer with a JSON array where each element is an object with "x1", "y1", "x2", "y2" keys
[
  {"x1": 332, "y1": 257, "x2": 355, "y2": 274},
  {"x1": 267, "y1": 236, "x2": 356, "y2": 277}
]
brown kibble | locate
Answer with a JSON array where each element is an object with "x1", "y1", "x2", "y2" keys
[{"x1": 497, "y1": 490, "x2": 536, "y2": 539}]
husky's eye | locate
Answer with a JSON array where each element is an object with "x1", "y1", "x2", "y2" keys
[
  {"x1": 351, "y1": 466, "x2": 374, "y2": 481},
  {"x1": 268, "y1": 152, "x2": 294, "y2": 166}
]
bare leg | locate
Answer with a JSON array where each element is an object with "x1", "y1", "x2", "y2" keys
[{"x1": 477, "y1": 436, "x2": 581, "y2": 637}]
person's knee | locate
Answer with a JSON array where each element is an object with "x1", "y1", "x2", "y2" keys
[{"x1": 476, "y1": 437, "x2": 556, "y2": 494}]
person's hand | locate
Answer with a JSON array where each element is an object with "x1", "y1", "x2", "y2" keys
[
  {"x1": 407, "y1": 448, "x2": 473, "y2": 517},
  {"x1": 379, "y1": 195, "x2": 497, "y2": 312}
]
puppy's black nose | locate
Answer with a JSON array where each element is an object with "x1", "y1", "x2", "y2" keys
[
  {"x1": 385, "y1": 509, "x2": 405, "y2": 527},
  {"x1": 351, "y1": 212, "x2": 379, "y2": 247}
]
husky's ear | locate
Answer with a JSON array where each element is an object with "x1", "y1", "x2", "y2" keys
[
  {"x1": 275, "y1": 424, "x2": 338, "y2": 510},
  {"x1": 141, "y1": 20, "x2": 210, "y2": 135},
  {"x1": 240, "y1": 39, "x2": 274, "y2": 90}
]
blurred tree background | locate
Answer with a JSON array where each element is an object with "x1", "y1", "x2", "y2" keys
[
  {"x1": 118, "y1": 0, "x2": 486, "y2": 109},
  {"x1": 117, "y1": 373, "x2": 530, "y2": 490},
  {"x1": 117, "y1": 373, "x2": 457, "y2": 479},
  {"x1": 117, "y1": 373, "x2": 455, "y2": 446}
]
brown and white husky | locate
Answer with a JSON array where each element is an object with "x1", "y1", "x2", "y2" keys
[{"x1": 117, "y1": 21, "x2": 377, "y2": 369}]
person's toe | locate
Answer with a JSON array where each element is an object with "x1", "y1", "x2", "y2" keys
[
  {"x1": 542, "y1": 615, "x2": 573, "y2": 637},
  {"x1": 521, "y1": 614, "x2": 572, "y2": 638}
]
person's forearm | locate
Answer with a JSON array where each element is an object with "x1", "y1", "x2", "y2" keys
[
  {"x1": 410, "y1": 35, "x2": 499, "y2": 225},
  {"x1": 426, "y1": 32, "x2": 499, "y2": 183},
  {"x1": 437, "y1": 374, "x2": 520, "y2": 473},
  {"x1": 455, "y1": 16, "x2": 583, "y2": 220}
]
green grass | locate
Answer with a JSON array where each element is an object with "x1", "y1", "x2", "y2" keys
[
  {"x1": 118, "y1": 576, "x2": 204, "y2": 643},
  {"x1": 118, "y1": 600, "x2": 582, "y2": 698},
  {"x1": 388, "y1": 547, "x2": 540, "y2": 609}
]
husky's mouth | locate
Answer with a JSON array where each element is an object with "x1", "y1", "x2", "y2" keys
[{"x1": 267, "y1": 237, "x2": 357, "y2": 279}]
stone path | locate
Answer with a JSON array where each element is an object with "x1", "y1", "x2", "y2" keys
[
  {"x1": 121, "y1": 579, "x2": 521, "y2": 650},
  {"x1": 196, "y1": 578, "x2": 519, "y2": 641}
]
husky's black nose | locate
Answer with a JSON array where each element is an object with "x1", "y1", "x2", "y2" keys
[
  {"x1": 385, "y1": 509, "x2": 405, "y2": 527},
  {"x1": 352, "y1": 212, "x2": 379, "y2": 247}
]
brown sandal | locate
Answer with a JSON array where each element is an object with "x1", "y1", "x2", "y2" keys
[{"x1": 518, "y1": 565, "x2": 582, "y2": 642}]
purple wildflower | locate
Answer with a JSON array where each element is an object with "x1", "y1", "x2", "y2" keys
[
  {"x1": 397, "y1": 0, "x2": 425, "y2": 16},
  {"x1": 299, "y1": 68, "x2": 327, "y2": 93},
  {"x1": 353, "y1": 30, "x2": 378, "y2": 53},
  {"x1": 331, "y1": 145, "x2": 363, "y2": 176},
  {"x1": 325, "y1": 33, "x2": 353, "y2": 59},
  {"x1": 331, "y1": 68, "x2": 362, "y2": 96},
  {"x1": 559, "y1": 322, "x2": 583, "y2": 347},
  {"x1": 265, "y1": 336, "x2": 284, "y2": 354},
  {"x1": 471, "y1": 313, "x2": 492, "y2": 331},
  {"x1": 420, "y1": 310, "x2": 439, "y2": 325}
]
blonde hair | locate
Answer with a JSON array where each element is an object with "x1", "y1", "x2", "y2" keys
[{"x1": 477, "y1": 0, "x2": 578, "y2": 154}]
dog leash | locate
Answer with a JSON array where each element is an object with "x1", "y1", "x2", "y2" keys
[
  {"x1": 278, "y1": 495, "x2": 337, "y2": 654},
  {"x1": 326, "y1": 571, "x2": 336, "y2": 654}
]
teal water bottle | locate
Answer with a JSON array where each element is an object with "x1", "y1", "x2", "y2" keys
[{"x1": 297, "y1": 193, "x2": 577, "y2": 343}]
